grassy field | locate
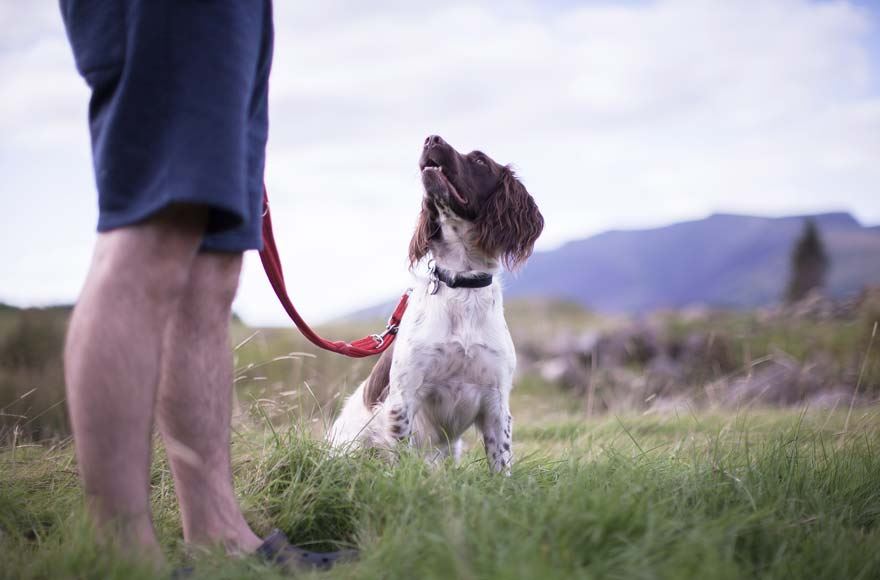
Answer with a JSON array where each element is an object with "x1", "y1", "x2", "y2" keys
[
  {"x1": 2, "y1": 299, "x2": 878, "y2": 578},
  {"x1": 3, "y1": 295, "x2": 878, "y2": 439},
  {"x1": 2, "y1": 379, "x2": 879, "y2": 579}
]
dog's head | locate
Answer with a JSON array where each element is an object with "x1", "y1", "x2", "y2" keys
[{"x1": 408, "y1": 135, "x2": 544, "y2": 270}]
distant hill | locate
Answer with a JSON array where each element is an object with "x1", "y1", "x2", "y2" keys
[
  {"x1": 507, "y1": 212, "x2": 880, "y2": 312},
  {"x1": 345, "y1": 212, "x2": 880, "y2": 319}
]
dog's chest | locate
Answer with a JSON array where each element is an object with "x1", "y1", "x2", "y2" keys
[
  {"x1": 416, "y1": 341, "x2": 499, "y2": 437},
  {"x1": 422, "y1": 340, "x2": 502, "y2": 391},
  {"x1": 398, "y1": 285, "x2": 515, "y2": 391}
]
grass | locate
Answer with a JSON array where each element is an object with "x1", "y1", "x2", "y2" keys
[
  {"x1": 2, "y1": 401, "x2": 879, "y2": 579},
  {"x1": 3, "y1": 296, "x2": 878, "y2": 440},
  {"x1": 0, "y1": 306, "x2": 70, "y2": 440},
  {"x1": 2, "y1": 299, "x2": 879, "y2": 578}
]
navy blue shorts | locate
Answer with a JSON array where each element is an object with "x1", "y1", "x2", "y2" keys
[{"x1": 61, "y1": 0, "x2": 273, "y2": 252}]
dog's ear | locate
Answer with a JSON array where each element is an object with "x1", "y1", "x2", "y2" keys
[
  {"x1": 408, "y1": 197, "x2": 440, "y2": 268},
  {"x1": 476, "y1": 168, "x2": 544, "y2": 271}
]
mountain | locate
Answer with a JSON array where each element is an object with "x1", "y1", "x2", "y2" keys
[
  {"x1": 343, "y1": 212, "x2": 880, "y2": 319},
  {"x1": 506, "y1": 212, "x2": 880, "y2": 312}
]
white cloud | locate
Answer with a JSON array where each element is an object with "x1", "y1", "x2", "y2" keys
[{"x1": 1, "y1": 0, "x2": 878, "y2": 325}]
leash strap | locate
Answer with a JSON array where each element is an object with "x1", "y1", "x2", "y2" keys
[{"x1": 259, "y1": 188, "x2": 409, "y2": 358}]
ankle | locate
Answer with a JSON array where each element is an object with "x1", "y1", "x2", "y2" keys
[
  {"x1": 185, "y1": 522, "x2": 263, "y2": 555},
  {"x1": 87, "y1": 505, "x2": 163, "y2": 563},
  {"x1": 180, "y1": 499, "x2": 262, "y2": 554}
]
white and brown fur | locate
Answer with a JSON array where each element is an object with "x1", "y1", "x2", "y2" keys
[{"x1": 326, "y1": 135, "x2": 543, "y2": 473}]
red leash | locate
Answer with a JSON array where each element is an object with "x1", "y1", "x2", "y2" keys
[{"x1": 259, "y1": 188, "x2": 410, "y2": 358}]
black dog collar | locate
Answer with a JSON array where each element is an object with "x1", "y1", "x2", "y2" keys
[{"x1": 427, "y1": 260, "x2": 493, "y2": 295}]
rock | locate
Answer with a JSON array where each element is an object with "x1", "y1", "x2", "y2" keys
[
  {"x1": 721, "y1": 356, "x2": 836, "y2": 406},
  {"x1": 595, "y1": 326, "x2": 660, "y2": 367},
  {"x1": 677, "y1": 331, "x2": 737, "y2": 381},
  {"x1": 806, "y1": 388, "x2": 865, "y2": 409},
  {"x1": 538, "y1": 356, "x2": 590, "y2": 391}
]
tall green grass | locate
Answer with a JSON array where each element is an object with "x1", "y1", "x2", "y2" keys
[
  {"x1": 2, "y1": 409, "x2": 879, "y2": 579},
  {"x1": 2, "y1": 299, "x2": 878, "y2": 578}
]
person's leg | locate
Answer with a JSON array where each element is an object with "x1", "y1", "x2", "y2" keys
[
  {"x1": 64, "y1": 205, "x2": 207, "y2": 556},
  {"x1": 156, "y1": 251, "x2": 262, "y2": 553}
]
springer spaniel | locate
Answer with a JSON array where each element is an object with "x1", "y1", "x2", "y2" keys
[{"x1": 327, "y1": 135, "x2": 543, "y2": 473}]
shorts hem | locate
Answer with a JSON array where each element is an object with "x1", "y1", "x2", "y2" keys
[
  {"x1": 96, "y1": 193, "x2": 246, "y2": 233},
  {"x1": 200, "y1": 233, "x2": 263, "y2": 253}
]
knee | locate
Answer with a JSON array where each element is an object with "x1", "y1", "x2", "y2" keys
[
  {"x1": 92, "y1": 223, "x2": 204, "y2": 307},
  {"x1": 185, "y1": 253, "x2": 243, "y2": 309}
]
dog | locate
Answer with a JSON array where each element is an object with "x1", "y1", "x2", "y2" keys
[{"x1": 327, "y1": 135, "x2": 543, "y2": 473}]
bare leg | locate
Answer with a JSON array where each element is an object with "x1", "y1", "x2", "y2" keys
[
  {"x1": 156, "y1": 252, "x2": 262, "y2": 553},
  {"x1": 64, "y1": 206, "x2": 206, "y2": 557}
]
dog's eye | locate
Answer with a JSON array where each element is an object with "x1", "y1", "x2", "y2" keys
[{"x1": 473, "y1": 157, "x2": 487, "y2": 167}]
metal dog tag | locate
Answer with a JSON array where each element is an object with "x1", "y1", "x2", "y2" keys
[{"x1": 426, "y1": 258, "x2": 440, "y2": 295}]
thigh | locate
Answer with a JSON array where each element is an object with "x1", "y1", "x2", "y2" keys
[{"x1": 186, "y1": 252, "x2": 244, "y2": 303}]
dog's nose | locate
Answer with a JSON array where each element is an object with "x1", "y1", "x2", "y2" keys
[{"x1": 424, "y1": 135, "x2": 446, "y2": 149}]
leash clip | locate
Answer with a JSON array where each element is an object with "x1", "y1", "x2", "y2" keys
[
  {"x1": 371, "y1": 321, "x2": 399, "y2": 348},
  {"x1": 370, "y1": 288, "x2": 411, "y2": 348}
]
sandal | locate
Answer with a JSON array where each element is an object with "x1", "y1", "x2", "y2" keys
[{"x1": 255, "y1": 529, "x2": 358, "y2": 571}]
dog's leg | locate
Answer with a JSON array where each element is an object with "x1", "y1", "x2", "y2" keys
[
  {"x1": 387, "y1": 396, "x2": 414, "y2": 442},
  {"x1": 424, "y1": 436, "x2": 463, "y2": 468},
  {"x1": 450, "y1": 438, "x2": 464, "y2": 464},
  {"x1": 478, "y1": 393, "x2": 513, "y2": 475},
  {"x1": 384, "y1": 365, "x2": 425, "y2": 445}
]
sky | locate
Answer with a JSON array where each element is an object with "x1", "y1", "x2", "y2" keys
[{"x1": 1, "y1": 0, "x2": 879, "y2": 326}]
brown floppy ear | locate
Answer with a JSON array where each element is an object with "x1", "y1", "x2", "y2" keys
[
  {"x1": 408, "y1": 197, "x2": 440, "y2": 268},
  {"x1": 476, "y1": 168, "x2": 544, "y2": 271}
]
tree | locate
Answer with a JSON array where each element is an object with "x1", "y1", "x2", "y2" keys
[{"x1": 785, "y1": 219, "x2": 829, "y2": 303}]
